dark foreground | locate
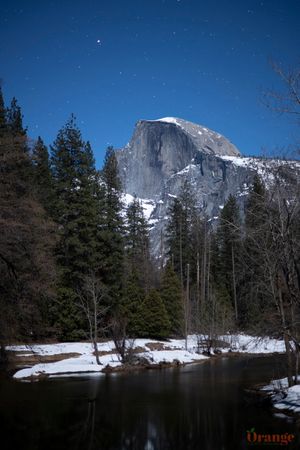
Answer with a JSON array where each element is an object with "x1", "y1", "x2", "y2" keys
[{"x1": 0, "y1": 355, "x2": 299, "y2": 450}]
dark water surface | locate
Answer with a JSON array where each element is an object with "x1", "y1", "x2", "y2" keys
[{"x1": 0, "y1": 355, "x2": 299, "y2": 450}]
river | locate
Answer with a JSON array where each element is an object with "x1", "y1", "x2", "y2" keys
[{"x1": 0, "y1": 355, "x2": 299, "y2": 449}]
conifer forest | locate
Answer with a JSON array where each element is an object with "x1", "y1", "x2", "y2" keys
[
  {"x1": 2, "y1": 2, "x2": 300, "y2": 449},
  {"x1": 0, "y1": 87, "x2": 299, "y2": 387}
]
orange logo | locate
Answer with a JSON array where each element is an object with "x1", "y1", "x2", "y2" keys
[{"x1": 246, "y1": 428, "x2": 295, "y2": 446}]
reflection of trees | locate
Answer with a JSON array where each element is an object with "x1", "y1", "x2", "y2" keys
[
  {"x1": 1, "y1": 360, "x2": 299, "y2": 450},
  {"x1": 79, "y1": 365, "x2": 241, "y2": 450},
  {"x1": 0, "y1": 366, "x2": 256, "y2": 450},
  {"x1": 79, "y1": 399, "x2": 96, "y2": 450}
]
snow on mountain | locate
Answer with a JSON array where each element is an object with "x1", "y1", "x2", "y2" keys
[
  {"x1": 122, "y1": 193, "x2": 156, "y2": 220},
  {"x1": 116, "y1": 118, "x2": 300, "y2": 256},
  {"x1": 154, "y1": 117, "x2": 240, "y2": 157}
]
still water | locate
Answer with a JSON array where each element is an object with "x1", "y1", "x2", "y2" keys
[{"x1": 0, "y1": 355, "x2": 299, "y2": 450}]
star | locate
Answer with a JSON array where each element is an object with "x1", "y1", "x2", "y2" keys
[{"x1": 96, "y1": 39, "x2": 101, "y2": 45}]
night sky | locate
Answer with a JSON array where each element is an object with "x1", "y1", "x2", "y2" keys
[{"x1": 1, "y1": 0, "x2": 299, "y2": 164}]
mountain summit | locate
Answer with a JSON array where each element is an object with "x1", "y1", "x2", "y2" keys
[
  {"x1": 155, "y1": 117, "x2": 240, "y2": 157},
  {"x1": 116, "y1": 118, "x2": 299, "y2": 255},
  {"x1": 117, "y1": 117, "x2": 240, "y2": 199}
]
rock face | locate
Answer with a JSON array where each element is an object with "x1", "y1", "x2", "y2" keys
[
  {"x1": 117, "y1": 118, "x2": 240, "y2": 199},
  {"x1": 116, "y1": 117, "x2": 299, "y2": 256}
]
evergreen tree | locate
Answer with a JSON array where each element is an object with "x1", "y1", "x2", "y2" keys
[
  {"x1": 141, "y1": 289, "x2": 170, "y2": 339},
  {"x1": 166, "y1": 197, "x2": 183, "y2": 274},
  {"x1": 160, "y1": 262, "x2": 183, "y2": 336},
  {"x1": 6, "y1": 97, "x2": 27, "y2": 137},
  {"x1": 165, "y1": 180, "x2": 198, "y2": 339},
  {"x1": 0, "y1": 87, "x2": 6, "y2": 136},
  {"x1": 240, "y1": 175, "x2": 269, "y2": 326},
  {"x1": 51, "y1": 116, "x2": 100, "y2": 339},
  {"x1": 32, "y1": 136, "x2": 54, "y2": 214},
  {"x1": 216, "y1": 194, "x2": 241, "y2": 322},
  {"x1": 100, "y1": 146, "x2": 124, "y2": 310},
  {"x1": 125, "y1": 195, "x2": 151, "y2": 287},
  {"x1": 120, "y1": 270, "x2": 145, "y2": 337},
  {"x1": 0, "y1": 91, "x2": 56, "y2": 349},
  {"x1": 117, "y1": 196, "x2": 154, "y2": 338},
  {"x1": 245, "y1": 174, "x2": 267, "y2": 230},
  {"x1": 166, "y1": 180, "x2": 196, "y2": 284}
]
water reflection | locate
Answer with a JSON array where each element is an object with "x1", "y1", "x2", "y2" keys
[{"x1": 1, "y1": 356, "x2": 299, "y2": 450}]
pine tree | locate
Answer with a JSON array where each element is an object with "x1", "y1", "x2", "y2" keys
[
  {"x1": 166, "y1": 180, "x2": 196, "y2": 285},
  {"x1": 166, "y1": 197, "x2": 184, "y2": 275},
  {"x1": 32, "y1": 136, "x2": 54, "y2": 214},
  {"x1": 117, "y1": 196, "x2": 153, "y2": 337},
  {"x1": 125, "y1": 195, "x2": 151, "y2": 286},
  {"x1": 240, "y1": 175, "x2": 269, "y2": 326},
  {"x1": 120, "y1": 270, "x2": 145, "y2": 337},
  {"x1": 0, "y1": 91, "x2": 56, "y2": 348},
  {"x1": 100, "y1": 146, "x2": 124, "y2": 310},
  {"x1": 51, "y1": 116, "x2": 100, "y2": 339},
  {"x1": 245, "y1": 174, "x2": 266, "y2": 230},
  {"x1": 141, "y1": 289, "x2": 170, "y2": 339},
  {"x1": 2, "y1": 96, "x2": 31, "y2": 191},
  {"x1": 216, "y1": 194, "x2": 241, "y2": 322},
  {"x1": 0, "y1": 87, "x2": 6, "y2": 136},
  {"x1": 6, "y1": 97, "x2": 27, "y2": 137},
  {"x1": 165, "y1": 180, "x2": 197, "y2": 341},
  {"x1": 160, "y1": 262, "x2": 183, "y2": 336}
]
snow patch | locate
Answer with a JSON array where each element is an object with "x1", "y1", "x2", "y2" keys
[
  {"x1": 219, "y1": 156, "x2": 300, "y2": 187},
  {"x1": 174, "y1": 164, "x2": 197, "y2": 177},
  {"x1": 122, "y1": 193, "x2": 156, "y2": 220},
  {"x1": 262, "y1": 378, "x2": 300, "y2": 414},
  {"x1": 8, "y1": 334, "x2": 286, "y2": 380},
  {"x1": 156, "y1": 117, "x2": 181, "y2": 126}
]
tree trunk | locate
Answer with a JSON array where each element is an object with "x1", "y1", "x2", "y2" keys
[
  {"x1": 185, "y1": 263, "x2": 190, "y2": 350},
  {"x1": 284, "y1": 333, "x2": 294, "y2": 387},
  {"x1": 231, "y1": 244, "x2": 238, "y2": 322},
  {"x1": 201, "y1": 229, "x2": 207, "y2": 309},
  {"x1": 196, "y1": 251, "x2": 200, "y2": 328},
  {"x1": 179, "y1": 221, "x2": 183, "y2": 291},
  {"x1": 278, "y1": 286, "x2": 293, "y2": 387},
  {"x1": 93, "y1": 289, "x2": 101, "y2": 365},
  {"x1": 295, "y1": 348, "x2": 299, "y2": 385},
  {"x1": 160, "y1": 229, "x2": 164, "y2": 272},
  {"x1": 207, "y1": 235, "x2": 211, "y2": 309}
]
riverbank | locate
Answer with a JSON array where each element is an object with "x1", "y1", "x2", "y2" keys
[
  {"x1": 2, "y1": 353, "x2": 298, "y2": 450},
  {"x1": 6, "y1": 334, "x2": 286, "y2": 381},
  {"x1": 261, "y1": 378, "x2": 300, "y2": 415}
]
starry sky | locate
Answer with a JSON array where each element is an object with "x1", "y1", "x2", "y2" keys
[{"x1": 0, "y1": 0, "x2": 299, "y2": 164}]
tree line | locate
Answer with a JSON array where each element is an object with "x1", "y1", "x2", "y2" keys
[
  {"x1": 166, "y1": 167, "x2": 300, "y2": 384},
  {"x1": 0, "y1": 87, "x2": 299, "y2": 386},
  {"x1": 0, "y1": 89, "x2": 175, "y2": 352}
]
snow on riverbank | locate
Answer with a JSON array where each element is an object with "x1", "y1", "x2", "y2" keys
[
  {"x1": 262, "y1": 378, "x2": 300, "y2": 414},
  {"x1": 222, "y1": 334, "x2": 286, "y2": 354},
  {"x1": 7, "y1": 334, "x2": 286, "y2": 380},
  {"x1": 8, "y1": 339, "x2": 207, "y2": 380}
]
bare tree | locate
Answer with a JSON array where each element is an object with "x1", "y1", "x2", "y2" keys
[
  {"x1": 262, "y1": 60, "x2": 300, "y2": 157},
  {"x1": 77, "y1": 273, "x2": 109, "y2": 365},
  {"x1": 263, "y1": 61, "x2": 300, "y2": 119},
  {"x1": 260, "y1": 60, "x2": 300, "y2": 384},
  {"x1": 110, "y1": 315, "x2": 136, "y2": 364},
  {"x1": 244, "y1": 168, "x2": 300, "y2": 386}
]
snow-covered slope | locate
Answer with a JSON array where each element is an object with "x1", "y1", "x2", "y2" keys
[
  {"x1": 116, "y1": 118, "x2": 300, "y2": 256},
  {"x1": 122, "y1": 193, "x2": 156, "y2": 220},
  {"x1": 155, "y1": 117, "x2": 240, "y2": 157}
]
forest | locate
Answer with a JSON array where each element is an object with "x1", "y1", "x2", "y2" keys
[{"x1": 0, "y1": 87, "x2": 299, "y2": 387}]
